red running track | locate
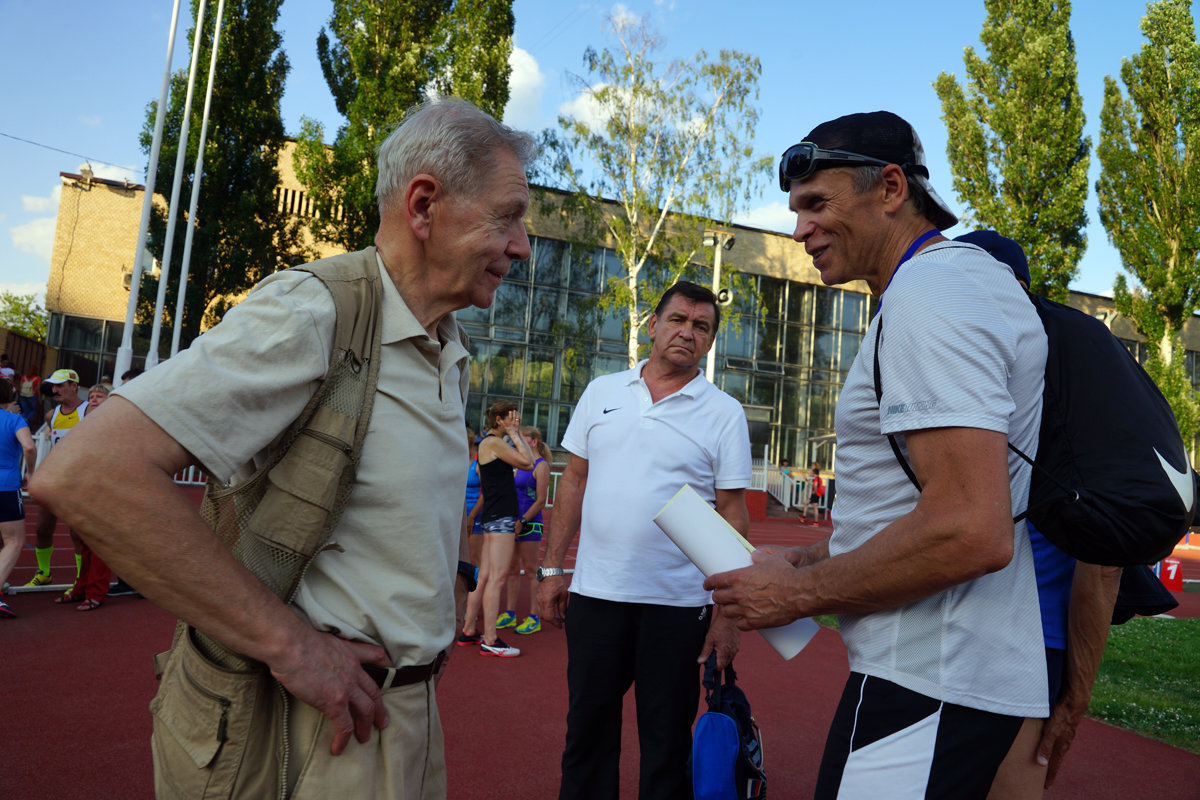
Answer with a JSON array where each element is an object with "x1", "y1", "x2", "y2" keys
[{"x1": 2, "y1": 507, "x2": 1198, "y2": 798}]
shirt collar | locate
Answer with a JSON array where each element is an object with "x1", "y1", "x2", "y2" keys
[
  {"x1": 628, "y1": 359, "x2": 709, "y2": 398},
  {"x1": 375, "y1": 251, "x2": 458, "y2": 347}
]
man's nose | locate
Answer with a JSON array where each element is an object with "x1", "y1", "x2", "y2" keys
[
  {"x1": 792, "y1": 215, "x2": 813, "y2": 243},
  {"x1": 508, "y1": 221, "x2": 532, "y2": 261}
]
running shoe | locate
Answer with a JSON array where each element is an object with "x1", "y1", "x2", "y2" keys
[
  {"x1": 496, "y1": 610, "x2": 517, "y2": 629},
  {"x1": 479, "y1": 638, "x2": 521, "y2": 658},
  {"x1": 108, "y1": 578, "x2": 141, "y2": 597},
  {"x1": 0, "y1": 598, "x2": 15, "y2": 618},
  {"x1": 456, "y1": 631, "x2": 482, "y2": 647},
  {"x1": 515, "y1": 614, "x2": 540, "y2": 634},
  {"x1": 24, "y1": 571, "x2": 52, "y2": 587}
]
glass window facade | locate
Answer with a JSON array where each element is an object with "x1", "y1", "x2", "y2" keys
[
  {"x1": 46, "y1": 312, "x2": 158, "y2": 387},
  {"x1": 462, "y1": 235, "x2": 877, "y2": 463}
]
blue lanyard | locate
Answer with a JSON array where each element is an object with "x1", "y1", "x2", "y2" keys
[{"x1": 880, "y1": 228, "x2": 940, "y2": 303}]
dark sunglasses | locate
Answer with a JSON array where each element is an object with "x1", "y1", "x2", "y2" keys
[{"x1": 778, "y1": 142, "x2": 895, "y2": 191}]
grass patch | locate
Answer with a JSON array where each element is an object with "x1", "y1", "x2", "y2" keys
[{"x1": 1089, "y1": 617, "x2": 1200, "y2": 754}]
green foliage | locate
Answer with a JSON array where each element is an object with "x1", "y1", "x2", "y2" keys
[
  {"x1": 294, "y1": 0, "x2": 514, "y2": 253},
  {"x1": 934, "y1": 0, "x2": 1090, "y2": 301},
  {"x1": 0, "y1": 292, "x2": 48, "y2": 342},
  {"x1": 539, "y1": 17, "x2": 771, "y2": 367},
  {"x1": 1090, "y1": 617, "x2": 1200, "y2": 753},
  {"x1": 1097, "y1": 0, "x2": 1200, "y2": 440},
  {"x1": 138, "y1": 0, "x2": 307, "y2": 350}
]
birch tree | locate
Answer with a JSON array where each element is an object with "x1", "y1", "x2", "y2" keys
[{"x1": 540, "y1": 17, "x2": 770, "y2": 367}]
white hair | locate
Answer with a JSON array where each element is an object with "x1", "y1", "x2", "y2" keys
[{"x1": 375, "y1": 97, "x2": 538, "y2": 214}]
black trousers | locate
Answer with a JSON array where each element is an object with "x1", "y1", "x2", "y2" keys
[{"x1": 559, "y1": 594, "x2": 711, "y2": 800}]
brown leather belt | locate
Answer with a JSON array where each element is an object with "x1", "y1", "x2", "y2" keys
[{"x1": 362, "y1": 651, "x2": 447, "y2": 690}]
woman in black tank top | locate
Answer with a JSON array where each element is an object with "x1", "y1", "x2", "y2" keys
[{"x1": 460, "y1": 400, "x2": 534, "y2": 658}]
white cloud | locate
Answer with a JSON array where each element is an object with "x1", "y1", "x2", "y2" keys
[
  {"x1": 81, "y1": 161, "x2": 139, "y2": 183},
  {"x1": 735, "y1": 202, "x2": 795, "y2": 235},
  {"x1": 0, "y1": 282, "x2": 47, "y2": 305},
  {"x1": 80, "y1": 114, "x2": 102, "y2": 127},
  {"x1": 610, "y1": 3, "x2": 640, "y2": 28},
  {"x1": 22, "y1": 185, "x2": 61, "y2": 213},
  {"x1": 559, "y1": 84, "x2": 609, "y2": 133},
  {"x1": 10, "y1": 217, "x2": 56, "y2": 262},
  {"x1": 502, "y1": 46, "x2": 546, "y2": 130}
]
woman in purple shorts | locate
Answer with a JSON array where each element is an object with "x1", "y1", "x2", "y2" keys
[
  {"x1": 0, "y1": 380, "x2": 37, "y2": 618},
  {"x1": 497, "y1": 425, "x2": 551, "y2": 635},
  {"x1": 460, "y1": 400, "x2": 534, "y2": 658}
]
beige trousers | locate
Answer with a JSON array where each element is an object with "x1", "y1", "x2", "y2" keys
[{"x1": 288, "y1": 679, "x2": 447, "y2": 800}]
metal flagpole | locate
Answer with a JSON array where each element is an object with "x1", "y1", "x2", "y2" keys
[
  {"x1": 145, "y1": 0, "x2": 209, "y2": 369},
  {"x1": 170, "y1": 0, "x2": 226, "y2": 357},
  {"x1": 113, "y1": 0, "x2": 184, "y2": 387}
]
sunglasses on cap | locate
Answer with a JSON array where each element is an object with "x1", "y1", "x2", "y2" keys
[{"x1": 778, "y1": 142, "x2": 924, "y2": 192}]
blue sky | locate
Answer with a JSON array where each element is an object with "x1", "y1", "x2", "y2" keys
[{"x1": 0, "y1": 0, "x2": 1186, "y2": 304}]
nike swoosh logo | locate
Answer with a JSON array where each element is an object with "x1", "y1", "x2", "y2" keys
[
  {"x1": 603, "y1": 407, "x2": 620, "y2": 414},
  {"x1": 1154, "y1": 446, "x2": 1195, "y2": 512}
]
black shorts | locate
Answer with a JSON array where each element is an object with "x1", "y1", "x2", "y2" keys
[
  {"x1": 816, "y1": 673, "x2": 1023, "y2": 800},
  {"x1": 0, "y1": 489, "x2": 25, "y2": 523},
  {"x1": 809, "y1": 493, "x2": 821, "y2": 505}
]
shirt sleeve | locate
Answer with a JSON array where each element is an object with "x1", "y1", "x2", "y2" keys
[
  {"x1": 560, "y1": 381, "x2": 595, "y2": 459},
  {"x1": 114, "y1": 271, "x2": 336, "y2": 482},
  {"x1": 876, "y1": 270, "x2": 1018, "y2": 438},
  {"x1": 713, "y1": 394, "x2": 753, "y2": 489}
]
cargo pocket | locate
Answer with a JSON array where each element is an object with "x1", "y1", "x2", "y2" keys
[{"x1": 150, "y1": 627, "x2": 280, "y2": 800}]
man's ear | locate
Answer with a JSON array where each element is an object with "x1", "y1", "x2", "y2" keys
[
  {"x1": 404, "y1": 175, "x2": 439, "y2": 241},
  {"x1": 878, "y1": 164, "x2": 910, "y2": 214}
]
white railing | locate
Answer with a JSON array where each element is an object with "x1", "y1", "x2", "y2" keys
[{"x1": 764, "y1": 460, "x2": 832, "y2": 517}]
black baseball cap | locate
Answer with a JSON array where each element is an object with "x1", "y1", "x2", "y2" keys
[{"x1": 802, "y1": 111, "x2": 958, "y2": 231}]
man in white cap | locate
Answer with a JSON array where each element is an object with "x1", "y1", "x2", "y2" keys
[
  {"x1": 707, "y1": 111, "x2": 1049, "y2": 799},
  {"x1": 23, "y1": 368, "x2": 86, "y2": 588}
]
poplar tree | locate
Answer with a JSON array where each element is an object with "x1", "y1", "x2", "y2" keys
[
  {"x1": 540, "y1": 17, "x2": 771, "y2": 367},
  {"x1": 138, "y1": 0, "x2": 306, "y2": 350},
  {"x1": 934, "y1": 0, "x2": 1089, "y2": 301},
  {"x1": 294, "y1": 0, "x2": 514, "y2": 252},
  {"x1": 1097, "y1": 0, "x2": 1200, "y2": 442}
]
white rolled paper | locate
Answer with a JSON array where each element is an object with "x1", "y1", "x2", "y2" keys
[{"x1": 654, "y1": 484, "x2": 820, "y2": 660}]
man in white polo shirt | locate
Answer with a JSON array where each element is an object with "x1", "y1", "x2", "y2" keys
[
  {"x1": 32, "y1": 98, "x2": 536, "y2": 799},
  {"x1": 538, "y1": 281, "x2": 751, "y2": 800}
]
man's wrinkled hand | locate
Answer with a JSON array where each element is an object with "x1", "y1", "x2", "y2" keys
[
  {"x1": 1038, "y1": 698, "x2": 1085, "y2": 788},
  {"x1": 697, "y1": 606, "x2": 740, "y2": 670},
  {"x1": 268, "y1": 629, "x2": 391, "y2": 755},
  {"x1": 536, "y1": 576, "x2": 568, "y2": 628},
  {"x1": 704, "y1": 549, "x2": 803, "y2": 631}
]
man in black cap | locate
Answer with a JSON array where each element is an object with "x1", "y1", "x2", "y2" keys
[{"x1": 707, "y1": 112, "x2": 1050, "y2": 798}]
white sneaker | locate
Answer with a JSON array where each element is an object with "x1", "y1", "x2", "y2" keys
[{"x1": 479, "y1": 638, "x2": 521, "y2": 658}]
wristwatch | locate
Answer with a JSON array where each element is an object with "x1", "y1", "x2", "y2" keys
[
  {"x1": 536, "y1": 566, "x2": 565, "y2": 582},
  {"x1": 456, "y1": 560, "x2": 479, "y2": 592}
]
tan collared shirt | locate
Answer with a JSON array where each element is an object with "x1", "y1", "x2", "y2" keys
[{"x1": 117, "y1": 248, "x2": 470, "y2": 665}]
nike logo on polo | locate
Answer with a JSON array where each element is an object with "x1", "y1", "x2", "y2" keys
[
  {"x1": 603, "y1": 407, "x2": 620, "y2": 414},
  {"x1": 1154, "y1": 446, "x2": 1196, "y2": 512}
]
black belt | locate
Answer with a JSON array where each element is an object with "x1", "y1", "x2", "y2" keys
[{"x1": 362, "y1": 651, "x2": 447, "y2": 690}]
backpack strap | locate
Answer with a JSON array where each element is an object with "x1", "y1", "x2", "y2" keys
[
  {"x1": 872, "y1": 317, "x2": 922, "y2": 492},
  {"x1": 873, "y1": 298, "x2": 1077, "y2": 520},
  {"x1": 194, "y1": 248, "x2": 384, "y2": 669}
]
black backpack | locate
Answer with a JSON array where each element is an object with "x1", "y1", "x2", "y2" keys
[
  {"x1": 692, "y1": 653, "x2": 766, "y2": 800},
  {"x1": 874, "y1": 291, "x2": 1198, "y2": 566}
]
